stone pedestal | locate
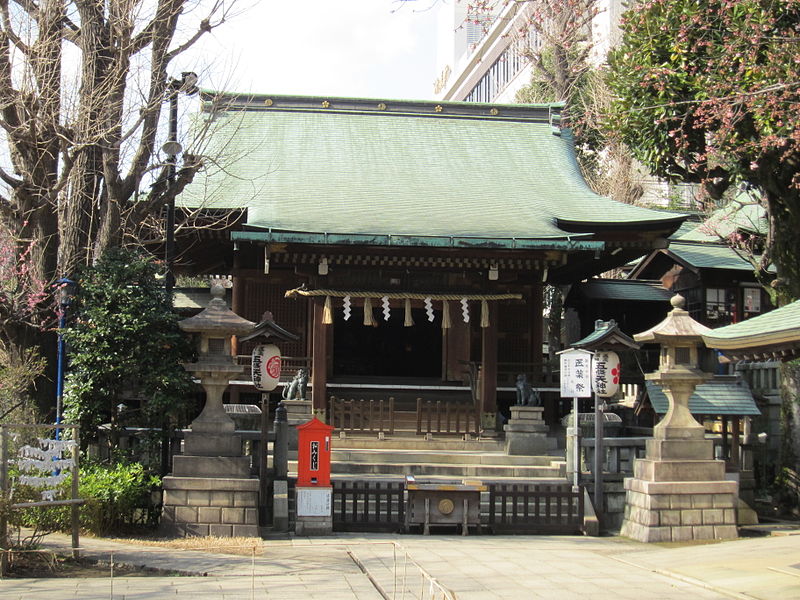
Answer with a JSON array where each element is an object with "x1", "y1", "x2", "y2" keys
[
  {"x1": 283, "y1": 399, "x2": 312, "y2": 450},
  {"x1": 283, "y1": 399, "x2": 312, "y2": 424},
  {"x1": 294, "y1": 487, "x2": 332, "y2": 536},
  {"x1": 160, "y1": 476, "x2": 260, "y2": 538},
  {"x1": 620, "y1": 379, "x2": 738, "y2": 542},
  {"x1": 504, "y1": 406, "x2": 553, "y2": 455}
]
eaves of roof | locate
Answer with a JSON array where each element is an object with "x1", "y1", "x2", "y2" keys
[{"x1": 703, "y1": 300, "x2": 800, "y2": 350}]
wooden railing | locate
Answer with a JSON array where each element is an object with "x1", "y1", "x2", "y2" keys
[
  {"x1": 332, "y1": 480, "x2": 405, "y2": 532},
  {"x1": 736, "y1": 361, "x2": 781, "y2": 395},
  {"x1": 487, "y1": 483, "x2": 584, "y2": 534},
  {"x1": 329, "y1": 396, "x2": 395, "y2": 434},
  {"x1": 416, "y1": 398, "x2": 480, "y2": 437},
  {"x1": 236, "y1": 355, "x2": 311, "y2": 382}
]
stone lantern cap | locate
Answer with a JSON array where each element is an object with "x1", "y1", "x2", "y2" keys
[
  {"x1": 179, "y1": 277, "x2": 254, "y2": 335},
  {"x1": 633, "y1": 294, "x2": 711, "y2": 344}
]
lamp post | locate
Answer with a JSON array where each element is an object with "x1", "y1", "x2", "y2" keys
[
  {"x1": 163, "y1": 72, "x2": 199, "y2": 297},
  {"x1": 54, "y1": 277, "x2": 76, "y2": 435}
]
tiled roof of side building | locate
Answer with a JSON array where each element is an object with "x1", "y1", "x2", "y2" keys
[
  {"x1": 574, "y1": 279, "x2": 672, "y2": 302},
  {"x1": 667, "y1": 241, "x2": 775, "y2": 273},
  {"x1": 646, "y1": 379, "x2": 760, "y2": 416},
  {"x1": 703, "y1": 300, "x2": 800, "y2": 347},
  {"x1": 179, "y1": 93, "x2": 685, "y2": 246}
]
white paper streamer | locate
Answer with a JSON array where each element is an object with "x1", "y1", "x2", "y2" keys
[
  {"x1": 13, "y1": 436, "x2": 77, "y2": 502},
  {"x1": 343, "y1": 295, "x2": 352, "y2": 321},
  {"x1": 19, "y1": 473, "x2": 68, "y2": 488},
  {"x1": 381, "y1": 296, "x2": 390, "y2": 321},
  {"x1": 461, "y1": 298, "x2": 470, "y2": 323},
  {"x1": 424, "y1": 298, "x2": 434, "y2": 322}
]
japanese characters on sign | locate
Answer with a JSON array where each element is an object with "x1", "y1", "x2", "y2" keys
[
  {"x1": 310, "y1": 440, "x2": 319, "y2": 472},
  {"x1": 251, "y1": 344, "x2": 281, "y2": 392},
  {"x1": 559, "y1": 349, "x2": 593, "y2": 398},
  {"x1": 592, "y1": 351, "x2": 621, "y2": 398}
]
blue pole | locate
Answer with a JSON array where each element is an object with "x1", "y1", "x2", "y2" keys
[
  {"x1": 55, "y1": 311, "x2": 66, "y2": 440},
  {"x1": 54, "y1": 278, "x2": 74, "y2": 440}
]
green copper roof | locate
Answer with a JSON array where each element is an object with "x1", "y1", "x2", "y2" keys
[
  {"x1": 179, "y1": 93, "x2": 684, "y2": 246},
  {"x1": 646, "y1": 379, "x2": 760, "y2": 416},
  {"x1": 703, "y1": 300, "x2": 800, "y2": 348},
  {"x1": 667, "y1": 242, "x2": 774, "y2": 272},
  {"x1": 678, "y1": 191, "x2": 768, "y2": 243},
  {"x1": 575, "y1": 279, "x2": 672, "y2": 302}
]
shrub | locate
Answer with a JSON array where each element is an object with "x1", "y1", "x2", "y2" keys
[{"x1": 12, "y1": 460, "x2": 160, "y2": 536}]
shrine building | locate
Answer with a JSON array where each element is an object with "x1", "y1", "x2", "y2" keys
[{"x1": 177, "y1": 93, "x2": 685, "y2": 429}]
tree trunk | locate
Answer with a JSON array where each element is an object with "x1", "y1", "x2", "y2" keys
[{"x1": 780, "y1": 362, "x2": 800, "y2": 473}]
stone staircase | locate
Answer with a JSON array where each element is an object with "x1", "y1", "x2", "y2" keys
[{"x1": 286, "y1": 435, "x2": 568, "y2": 483}]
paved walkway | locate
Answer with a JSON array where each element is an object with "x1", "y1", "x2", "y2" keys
[{"x1": 1, "y1": 529, "x2": 798, "y2": 599}]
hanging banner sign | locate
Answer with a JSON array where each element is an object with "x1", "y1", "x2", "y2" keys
[
  {"x1": 252, "y1": 344, "x2": 281, "y2": 392},
  {"x1": 559, "y1": 349, "x2": 593, "y2": 398},
  {"x1": 592, "y1": 351, "x2": 620, "y2": 398}
]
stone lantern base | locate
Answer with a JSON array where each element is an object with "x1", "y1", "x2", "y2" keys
[
  {"x1": 619, "y1": 436, "x2": 738, "y2": 543},
  {"x1": 159, "y1": 429, "x2": 260, "y2": 538},
  {"x1": 160, "y1": 476, "x2": 260, "y2": 538}
]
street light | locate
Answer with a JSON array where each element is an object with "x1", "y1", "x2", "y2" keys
[
  {"x1": 163, "y1": 72, "x2": 199, "y2": 297},
  {"x1": 54, "y1": 277, "x2": 76, "y2": 434}
]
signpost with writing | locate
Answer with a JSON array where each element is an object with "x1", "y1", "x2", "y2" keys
[{"x1": 559, "y1": 349, "x2": 593, "y2": 491}]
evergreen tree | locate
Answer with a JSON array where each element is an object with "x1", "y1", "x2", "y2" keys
[{"x1": 63, "y1": 248, "x2": 193, "y2": 445}]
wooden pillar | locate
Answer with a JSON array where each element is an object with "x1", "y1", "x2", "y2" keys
[
  {"x1": 480, "y1": 302, "x2": 498, "y2": 430},
  {"x1": 444, "y1": 315, "x2": 470, "y2": 382},
  {"x1": 311, "y1": 298, "x2": 328, "y2": 420},
  {"x1": 231, "y1": 268, "x2": 246, "y2": 356},
  {"x1": 731, "y1": 416, "x2": 741, "y2": 470},
  {"x1": 230, "y1": 270, "x2": 246, "y2": 406},
  {"x1": 531, "y1": 282, "x2": 544, "y2": 380},
  {"x1": 721, "y1": 415, "x2": 729, "y2": 464}
]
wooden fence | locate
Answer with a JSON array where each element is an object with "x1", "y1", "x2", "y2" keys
[
  {"x1": 332, "y1": 480, "x2": 405, "y2": 532},
  {"x1": 487, "y1": 483, "x2": 584, "y2": 534},
  {"x1": 416, "y1": 399, "x2": 480, "y2": 437},
  {"x1": 329, "y1": 397, "x2": 395, "y2": 434}
]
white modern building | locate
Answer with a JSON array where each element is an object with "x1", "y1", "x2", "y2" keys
[
  {"x1": 434, "y1": 0, "x2": 626, "y2": 103},
  {"x1": 433, "y1": 0, "x2": 698, "y2": 210}
]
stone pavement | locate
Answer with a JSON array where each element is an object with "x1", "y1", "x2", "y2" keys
[{"x1": 1, "y1": 529, "x2": 798, "y2": 599}]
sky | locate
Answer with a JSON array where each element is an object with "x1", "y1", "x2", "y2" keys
[{"x1": 178, "y1": 0, "x2": 443, "y2": 101}]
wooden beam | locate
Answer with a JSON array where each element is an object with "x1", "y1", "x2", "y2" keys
[
  {"x1": 480, "y1": 302, "x2": 498, "y2": 427},
  {"x1": 311, "y1": 298, "x2": 329, "y2": 417},
  {"x1": 531, "y1": 282, "x2": 544, "y2": 380}
]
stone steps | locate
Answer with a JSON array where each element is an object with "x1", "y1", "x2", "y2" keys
[
  {"x1": 332, "y1": 436, "x2": 504, "y2": 451},
  {"x1": 331, "y1": 448, "x2": 556, "y2": 466},
  {"x1": 281, "y1": 442, "x2": 567, "y2": 481}
]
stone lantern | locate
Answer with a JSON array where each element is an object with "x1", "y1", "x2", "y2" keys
[
  {"x1": 619, "y1": 295, "x2": 738, "y2": 543},
  {"x1": 634, "y1": 294, "x2": 711, "y2": 448},
  {"x1": 177, "y1": 277, "x2": 254, "y2": 456},
  {"x1": 160, "y1": 276, "x2": 260, "y2": 538}
]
